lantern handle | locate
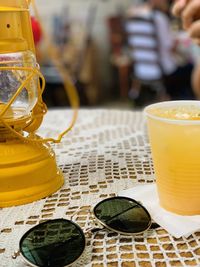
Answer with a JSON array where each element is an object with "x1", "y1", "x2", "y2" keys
[
  {"x1": 0, "y1": 0, "x2": 79, "y2": 143},
  {"x1": 0, "y1": 66, "x2": 78, "y2": 144}
]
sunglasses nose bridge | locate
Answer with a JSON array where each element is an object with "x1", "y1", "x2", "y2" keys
[
  {"x1": 84, "y1": 213, "x2": 105, "y2": 235},
  {"x1": 69, "y1": 206, "x2": 91, "y2": 221}
]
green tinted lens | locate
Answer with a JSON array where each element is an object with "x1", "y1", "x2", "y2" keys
[
  {"x1": 20, "y1": 219, "x2": 85, "y2": 267},
  {"x1": 93, "y1": 196, "x2": 151, "y2": 234}
]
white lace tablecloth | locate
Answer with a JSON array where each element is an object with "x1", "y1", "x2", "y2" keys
[{"x1": 0, "y1": 109, "x2": 199, "y2": 267}]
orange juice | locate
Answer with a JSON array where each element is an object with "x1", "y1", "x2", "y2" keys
[{"x1": 145, "y1": 101, "x2": 200, "y2": 215}]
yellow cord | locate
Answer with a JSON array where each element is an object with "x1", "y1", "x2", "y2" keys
[{"x1": 31, "y1": 0, "x2": 80, "y2": 137}]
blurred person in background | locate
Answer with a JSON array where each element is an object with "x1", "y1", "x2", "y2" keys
[
  {"x1": 172, "y1": 0, "x2": 200, "y2": 99},
  {"x1": 126, "y1": 0, "x2": 194, "y2": 104}
]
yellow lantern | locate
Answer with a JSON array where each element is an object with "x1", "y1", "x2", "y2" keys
[{"x1": 0, "y1": 0, "x2": 78, "y2": 207}]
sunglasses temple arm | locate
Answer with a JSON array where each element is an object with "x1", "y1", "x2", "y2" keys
[
  {"x1": 150, "y1": 222, "x2": 160, "y2": 229},
  {"x1": 84, "y1": 225, "x2": 106, "y2": 236},
  {"x1": 91, "y1": 226, "x2": 106, "y2": 233},
  {"x1": 85, "y1": 223, "x2": 159, "y2": 236}
]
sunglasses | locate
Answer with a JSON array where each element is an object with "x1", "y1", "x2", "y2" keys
[{"x1": 13, "y1": 196, "x2": 154, "y2": 267}]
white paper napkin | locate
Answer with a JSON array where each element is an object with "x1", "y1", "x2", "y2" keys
[{"x1": 119, "y1": 184, "x2": 200, "y2": 238}]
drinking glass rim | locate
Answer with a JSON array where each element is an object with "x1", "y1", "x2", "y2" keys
[{"x1": 144, "y1": 100, "x2": 200, "y2": 125}]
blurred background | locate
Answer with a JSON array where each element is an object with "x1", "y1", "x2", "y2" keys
[{"x1": 32, "y1": 0, "x2": 200, "y2": 109}]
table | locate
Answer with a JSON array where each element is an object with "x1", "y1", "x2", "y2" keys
[{"x1": 0, "y1": 109, "x2": 199, "y2": 267}]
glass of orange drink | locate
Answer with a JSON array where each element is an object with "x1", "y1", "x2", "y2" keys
[{"x1": 145, "y1": 101, "x2": 200, "y2": 215}]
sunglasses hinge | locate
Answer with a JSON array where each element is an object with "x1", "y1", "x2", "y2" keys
[{"x1": 12, "y1": 250, "x2": 20, "y2": 259}]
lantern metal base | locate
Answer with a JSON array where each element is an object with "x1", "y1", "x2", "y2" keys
[{"x1": 0, "y1": 138, "x2": 64, "y2": 207}]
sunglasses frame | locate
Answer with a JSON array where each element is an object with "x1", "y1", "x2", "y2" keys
[
  {"x1": 92, "y1": 196, "x2": 152, "y2": 236},
  {"x1": 15, "y1": 196, "x2": 152, "y2": 267},
  {"x1": 18, "y1": 219, "x2": 86, "y2": 267}
]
